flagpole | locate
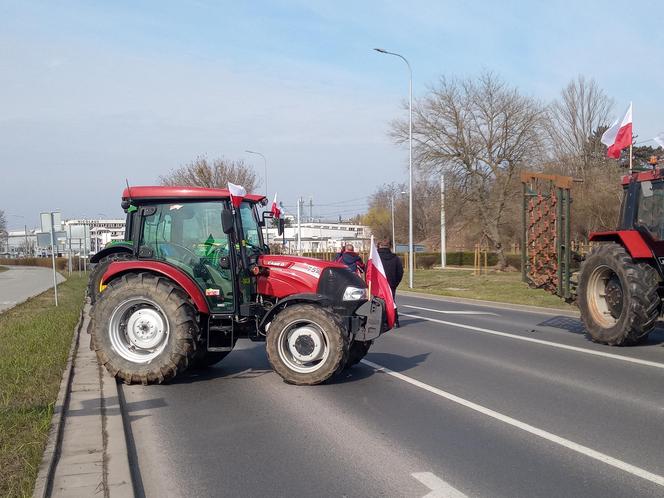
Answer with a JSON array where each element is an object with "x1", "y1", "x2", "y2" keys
[
  {"x1": 630, "y1": 143, "x2": 633, "y2": 174},
  {"x1": 367, "y1": 235, "x2": 373, "y2": 297}
]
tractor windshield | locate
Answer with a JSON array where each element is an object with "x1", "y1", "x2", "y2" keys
[
  {"x1": 139, "y1": 201, "x2": 234, "y2": 312},
  {"x1": 239, "y1": 201, "x2": 264, "y2": 249},
  {"x1": 636, "y1": 180, "x2": 664, "y2": 241}
]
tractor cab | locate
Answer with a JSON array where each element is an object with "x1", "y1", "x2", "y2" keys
[{"x1": 620, "y1": 170, "x2": 664, "y2": 243}]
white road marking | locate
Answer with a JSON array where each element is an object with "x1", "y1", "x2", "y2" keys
[
  {"x1": 402, "y1": 304, "x2": 498, "y2": 316},
  {"x1": 400, "y1": 312, "x2": 664, "y2": 370},
  {"x1": 411, "y1": 472, "x2": 467, "y2": 498},
  {"x1": 362, "y1": 359, "x2": 664, "y2": 488}
]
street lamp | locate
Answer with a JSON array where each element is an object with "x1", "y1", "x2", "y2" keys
[
  {"x1": 391, "y1": 191, "x2": 407, "y2": 252},
  {"x1": 245, "y1": 150, "x2": 268, "y2": 197},
  {"x1": 374, "y1": 47, "x2": 414, "y2": 288}
]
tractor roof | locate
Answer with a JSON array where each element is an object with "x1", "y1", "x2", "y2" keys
[
  {"x1": 621, "y1": 168, "x2": 664, "y2": 186},
  {"x1": 122, "y1": 186, "x2": 266, "y2": 202}
]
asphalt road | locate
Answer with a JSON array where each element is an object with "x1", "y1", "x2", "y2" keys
[
  {"x1": 0, "y1": 265, "x2": 65, "y2": 312},
  {"x1": 121, "y1": 294, "x2": 664, "y2": 497}
]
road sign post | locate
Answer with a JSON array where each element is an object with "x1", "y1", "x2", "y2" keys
[{"x1": 41, "y1": 212, "x2": 60, "y2": 307}]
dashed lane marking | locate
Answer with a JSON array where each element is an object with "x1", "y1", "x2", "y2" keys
[
  {"x1": 362, "y1": 359, "x2": 664, "y2": 488},
  {"x1": 411, "y1": 472, "x2": 467, "y2": 498},
  {"x1": 400, "y1": 312, "x2": 664, "y2": 370}
]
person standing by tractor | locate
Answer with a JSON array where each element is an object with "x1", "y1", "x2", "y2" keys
[
  {"x1": 377, "y1": 240, "x2": 403, "y2": 327},
  {"x1": 335, "y1": 243, "x2": 365, "y2": 275}
]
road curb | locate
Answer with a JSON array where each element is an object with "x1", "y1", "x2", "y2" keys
[
  {"x1": 33, "y1": 303, "x2": 135, "y2": 498},
  {"x1": 32, "y1": 307, "x2": 84, "y2": 498},
  {"x1": 399, "y1": 290, "x2": 580, "y2": 317}
]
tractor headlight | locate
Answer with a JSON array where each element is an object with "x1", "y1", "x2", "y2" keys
[{"x1": 342, "y1": 286, "x2": 368, "y2": 301}]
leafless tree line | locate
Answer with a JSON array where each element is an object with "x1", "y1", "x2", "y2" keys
[{"x1": 378, "y1": 72, "x2": 654, "y2": 268}]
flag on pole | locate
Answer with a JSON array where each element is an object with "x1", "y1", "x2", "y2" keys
[
  {"x1": 366, "y1": 235, "x2": 396, "y2": 329},
  {"x1": 271, "y1": 193, "x2": 282, "y2": 218},
  {"x1": 601, "y1": 102, "x2": 633, "y2": 159},
  {"x1": 654, "y1": 132, "x2": 664, "y2": 149},
  {"x1": 227, "y1": 182, "x2": 246, "y2": 208}
]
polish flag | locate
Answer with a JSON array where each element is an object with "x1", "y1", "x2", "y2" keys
[
  {"x1": 271, "y1": 193, "x2": 281, "y2": 218},
  {"x1": 227, "y1": 182, "x2": 246, "y2": 208},
  {"x1": 601, "y1": 103, "x2": 633, "y2": 159},
  {"x1": 365, "y1": 236, "x2": 396, "y2": 330}
]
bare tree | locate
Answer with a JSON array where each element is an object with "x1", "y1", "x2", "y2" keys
[
  {"x1": 546, "y1": 76, "x2": 613, "y2": 176},
  {"x1": 392, "y1": 72, "x2": 546, "y2": 267},
  {"x1": 160, "y1": 156, "x2": 259, "y2": 193}
]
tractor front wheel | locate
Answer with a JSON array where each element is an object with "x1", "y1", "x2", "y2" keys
[
  {"x1": 266, "y1": 304, "x2": 348, "y2": 385},
  {"x1": 91, "y1": 272, "x2": 198, "y2": 384},
  {"x1": 578, "y1": 243, "x2": 660, "y2": 345}
]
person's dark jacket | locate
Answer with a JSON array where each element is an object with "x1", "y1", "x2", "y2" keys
[
  {"x1": 377, "y1": 247, "x2": 403, "y2": 292},
  {"x1": 335, "y1": 251, "x2": 365, "y2": 273}
]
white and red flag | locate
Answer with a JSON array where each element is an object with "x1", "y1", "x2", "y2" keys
[
  {"x1": 271, "y1": 193, "x2": 282, "y2": 218},
  {"x1": 601, "y1": 102, "x2": 633, "y2": 159},
  {"x1": 365, "y1": 236, "x2": 396, "y2": 329},
  {"x1": 227, "y1": 182, "x2": 246, "y2": 208}
]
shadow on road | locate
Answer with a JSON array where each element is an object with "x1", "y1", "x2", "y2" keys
[
  {"x1": 331, "y1": 352, "x2": 431, "y2": 384},
  {"x1": 536, "y1": 315, "x2": 664, "y2": 347}
]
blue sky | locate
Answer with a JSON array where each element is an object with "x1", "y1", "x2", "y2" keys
[{"x1": 1, "y1": 0, "x2": 662, "y2": 227}]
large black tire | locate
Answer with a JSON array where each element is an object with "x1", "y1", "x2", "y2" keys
[
  {"x1": 578, "y1": 243, "x2": 660, "y2": 345},
  {"x1": 91, "y1": 272, "x2": 199, "y2": 384},
  {"x1": 88, "y1": 252, "x2": 133, "y2": 304},
  {"x1": 266, "y1": 304, "x2": 348, "y2": 385},
  {"x1": 344, "y1": 340, "x2": 372, "y2": 369}
]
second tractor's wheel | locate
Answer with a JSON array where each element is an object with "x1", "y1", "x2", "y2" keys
[
  {"x1": 344, "y1": 340, "x2": 372, "y2": 369},
  {"x1": 266, "y1": 304, "x2": 349, "y2": 385},
  {"x1": 91, "y1": 272, "x2": 199, "y2": 384},
  {"x1": 578, "y1": 243, "x2": 660, "y2": 345},
  {"x1": 88, "y1": 252, "x2": 133, "y2": 304}
]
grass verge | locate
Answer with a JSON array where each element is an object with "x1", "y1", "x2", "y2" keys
[
  {"x1": 0, "y1": 266, "x2": 8, "y2": 273},
  {"x1": 401, "y1": 268, "x2": 574, "y2": 310},
  {"x1": 0, "y1": 274, "x2": 86, "y2": 498}
]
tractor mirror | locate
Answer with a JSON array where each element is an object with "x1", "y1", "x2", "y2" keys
[
  {"x1": 221, "y1": 209, "x2": 235, "y2": 234},
  {"x1": 278, "y1": 218, "x2": 285, "y2": 236},
  {"x1": 642, "y1": 181, "x2": 654, "y2": 198}
]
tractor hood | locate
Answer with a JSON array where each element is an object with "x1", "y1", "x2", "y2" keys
[{"x1": 257, "y1": 255, "x2": 366, "y2": 299}]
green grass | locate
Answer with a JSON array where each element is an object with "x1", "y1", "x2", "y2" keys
[
  {"x1": 0, "y1": 275, "x2": 86, "y2": 498},
  {"x1": 0, "y1": 266, "x2": 8, "y2": 273},
  {"x1": 401, "y1": 268, "x2": 574, "y2": 310}
]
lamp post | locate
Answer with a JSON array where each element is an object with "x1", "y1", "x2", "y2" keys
[
  {"x1": 245, "y1": 150, "x2": 268, "y2": 197},
  {"x1": 374, "y1": 48, "x2": 414, "y2": 288}
]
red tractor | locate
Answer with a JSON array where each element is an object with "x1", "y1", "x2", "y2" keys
[
  {"x1": 578, "y1": 168, "x2": 664, "y2": 345},
  {"x1": 88, "y1": 186, "x2": 389, "y2": 385}
]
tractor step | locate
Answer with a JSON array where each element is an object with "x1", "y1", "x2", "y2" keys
[{"x1": 207, "y1": 315, "x2": 234, "y2": 351}]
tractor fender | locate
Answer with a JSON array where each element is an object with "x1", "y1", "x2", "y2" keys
[
  {"x1": 589, "y1": 230, "x2": 653, "y2": 259},
  {"x1": 101, "y1": 260, "x2": 210, "y2": 313},
  {"x1": 90, "y1": 244, "x2": 133, "y2": 264},
  {"x1": 259, "y1": 293, "x2": 332, "y2": 331}
]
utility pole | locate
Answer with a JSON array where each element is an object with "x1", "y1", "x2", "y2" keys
[
  {"x1": 24, "y1": 225, "x2": 29, "y2": 257},
  {"x1": 296, "y1": 198, "x2": 302, "y2": 255},
  {"x1": 309, "y1": 197, "x2": 313, "y2": 222},
  {"x1": 440, "y1": 172, "x2": 446, "y2": 268}
]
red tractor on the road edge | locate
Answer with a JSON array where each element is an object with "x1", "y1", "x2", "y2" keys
[
  {"x1": 578, "y1": 167, "x2": 664, "y2": 345},
  {"x1": 88, "y1": 186, "x2": 389, "y2": 385}
]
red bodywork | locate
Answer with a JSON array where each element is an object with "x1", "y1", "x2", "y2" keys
[
  {"x1": 257, "y1": 255, "x2": 347, "y2": 298},
  {"x1": 122, "y1": 185, "x2": 265, "y2": 203},
  {"x1": 101, "y1": 261, "x2": 210, "y2": 313},
  {"x1": 589, "y1": 230, "x2": 654, "y2": 259},
  {"x1": 621, "y1": 169, "x2": 664, "y2": 186}
]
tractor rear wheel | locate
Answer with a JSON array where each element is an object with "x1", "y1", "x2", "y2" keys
[
  {"x1": 88, "y1": 252, "x2": 133, "y2": 304},
  {"x1": 266, "y1": 304, "x2": 348, "y2": 385},
  {"x1": 344, "y1": 340, "x2": 372, "y2": 369},
  {"x1": 578, "y1": 243, "x2": 660, "y2": 345},
  {"x1": 91, "y1": 272, "x2": 199, "y2": 384}
]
